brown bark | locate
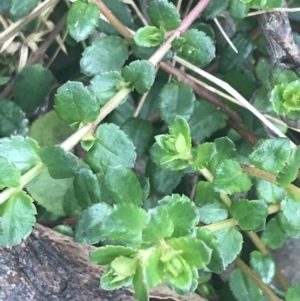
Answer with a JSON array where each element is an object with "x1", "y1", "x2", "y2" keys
[
  {"x1": 0, "y1": 224, "x2": 206, "y2": 301},
  {"x1": 258, "y1": 10, "x2": 300, "y2": 75}
]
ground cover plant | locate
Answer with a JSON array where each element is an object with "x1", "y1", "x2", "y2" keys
[{"x1": 2, "y1": 0, "x2": 300, "y2": 300}]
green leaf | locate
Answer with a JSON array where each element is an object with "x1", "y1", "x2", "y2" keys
[
  {"x1": 189, "y1": 100, "x2": 227, "y2": 141},
  {"x1": 145, "y1": 161, "x2": 182, "y2": 195},
  {"x1": 214, "y1": 228, "x2": 243, "y2": 267},
  {"x1": 101, "y1": 204, "x2": 146, "y2": 245},
  {"x1": 63, "y1": 186, "x2": 82, "y2": 217},
  {"x1": 67, "y1": 1, "x2": 99, "y2": 42},
  {"x1": 195, "y1": 181, "x2": 228, "y2": 224},
  {"x1": 134, "y1": 26, "x2": 165, "y2": 47},
  {"x1": 89, "y1": 72, "x2": 126, "y2": 106},
  {"x1": 121, "y1": 117, "x2": 154, "y2": 156},
  {"x1": 286, "y1": 283, "x2": 300, "y2": 301},
  {"x1": 262, "y1": 0, "x2": 284, "y2": 9},
  {"x1": 229, "y1": 0, "x2": 249, "y2": 19},
  {"x1": 0, "y1": 156, "x2": 21, "y2": 189},
  {"x1": 147, "y1": 0, "x2": 180, "y2": 31},
  {"x1": 270, "y1": 84, "x2": 290, "y2": 115},
  {"x1": 80, "y1": 36, "x2": 129, "y2": 76},
  {"x1": 196, "y1": 228, "x2": 224, "y2": 273},
  {"x1": 203, "y1": 0, "x2": 229, "y2": 19},
  {"x1": 53, "y1": 225, "x2": 73, "y2": 237},
  {"x1": 208, "y1": 137, "x2": 237, "y2": 173},
  {"x1": 229, "y1": 199, "x2": 268, "y2": 231},
  {"x1": 107, "y1": 100, "x2": 135, "y2": 126},
  {"x1": 250, "y1": 251, "x2": 275, "y2": 285},
  {"x1": 27, "y1": 169, "x2": 73, "y2": 216},
  {"x1": 74, "y1": 203, "x2": 112, "y2": 244},
  {"x1": 112, "y1": 255, "x2": 138, "y2": 279},
  {"x1": 54, "y1": 81, "x2": 99, "y2": 125},
  {"x1": 255, "y1": 179, "x2": 286, "y2": 204},
  {"x1": 12, "y1": 64, "x2": 53, "y2": 115},
  {"x1": 193, "y1": 142, "x2": 216, "y2": 170},
  {"x1": 121, "y1": 60, "x2": 155, "y2": 94},
  {"x1": 144, "y1": 247, "x2": 164, "y2": 287},
  {"x1": 105, "y1": 166, "x2": 143, "y2": 206},
  {"x1": 219, "y1": 32, "x2": 253, "y2": 73},
  {"x1": 172, "y1": 29, "x2": 215, "y2": 68},
  {"x1": 153, "y1": 116, "x2": 192, "y2": 167},
  {"x1": 0, "y1": 76, "x2": 11, "y2": 86},
  {"x1": 167, "y1": 237, "x2": 211, "y2": 269},
  {"x1": 39, "y1": 146, "x2": 78, "y2": 179},
  {"x1": 133, "y1": 265, "x2": 149, "y2": 301},
  {"x1": 100, "y1": 266, "x2": 132, "y2": 290},
  {"x1": 159, "y1": 194, "x2": 199, "y2": 237},
  {"x1": 164, "y1": 261, "x2": 196, "y2": 295},
  {"x1": 0, "y1": 99, "x2": 28, "y2": 137},
  {"x1": 229, "y1": 269, "x2": 262, "y2": 301},
  {"x1": 150, "y1": 142, "x2": 190, "y2": 171},
  {"x1": 29, "y1": 110, "x2": 74, "y2": 147},
  {"x1": 9, "y1": 0, "x2": 39, "y2": 21},
  {"x1": 90, "y1": 245, "x2": 138, "y2": 265},
  {"x1": 270, "y1": 66, "x2": 299, "y2": 87},
  {"x1": 0, "y1": 136, "x2": 40, "y2": 173},
  {"x1": 249, "y1": 138, "x2": 291, "y2": 174},
  {"x1": 276, "y1": 212, "x2": 300, "y2": 238},
  {"x1": 281, "y1": 197, "x2": 300, "y2": 229},
  {"x1": 213, "y1": 159, "x2": 252, "y2": 195},
  {"x1": 277, "y1": 146, "x2": 300, "y2": 186},
  {"x1": 86, "y1": 123, "x2": 136, "y2": 173},
  {"x1": 261, "y1": 217, "x2": 287, "y2": 249},
  {"x1": 143, "y1": 206, "x2": 174, "y2": 243},
  {"x1": 0, "y1": 191, "x2": 36, "y2": 247},
  {"x1": 158, "y1": 82, "x2": 195, "y2": 125},
  {"x1": 169, "y1": 116, "x2": 192, "y2": 149},
  {"x1": 73, "y1": 167, "x2": 102, "y2": 209}
]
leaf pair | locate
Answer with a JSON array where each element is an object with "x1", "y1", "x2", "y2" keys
[{"x1": 134, "y1": 0, "x2": 180, "y2": 47}]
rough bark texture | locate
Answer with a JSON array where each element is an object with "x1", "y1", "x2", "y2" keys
[
  {"x1": 0, "y1": 224, "x2": 206, "y2": 301},
  {"x1": 258, "y1": 10, "x2": 300, "y2": 75},
  {"x1": 0, "y1": 224, "x2": 136, "y2": 301}
]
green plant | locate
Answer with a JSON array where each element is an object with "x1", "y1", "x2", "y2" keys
[{"x1": 2, "y1": 0, "x2": 300, "y2": 300}]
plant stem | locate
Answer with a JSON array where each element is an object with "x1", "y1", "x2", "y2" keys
[
  {"x1": 0, "y1": 162, "x2": 45, "y2": 205},
  {"x1": 201, "y1": 218, "x2": 238, "y2": 232},
  {"x1": 201, "y1": 203, "x2": 281, "y2": 233},
  {"x1": 148, "y1": 0, "x2": 212, "y2": 66},
  {"x1": 0, "y1": 0, "x2": 211, "y2": 207},
  {"x1": 235, "y1": 257, "x2": 283, "y2": 301},
  {"x1": 93, "y1": 0, "x2": 133, "y2": 42},
  {"x1": 61, "y1": 87, "x2": 131, "y2": 151},
  {"x1": 241, "y1": 164, "x2": 300, "y2": 199}
]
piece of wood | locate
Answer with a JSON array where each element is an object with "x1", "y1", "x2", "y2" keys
[
  {"x1": 0, "y1": 224, "x2": 207, "y2": 301},
  {"x1": 258, "y1": 9, "x2": 300, "y2": 74}
]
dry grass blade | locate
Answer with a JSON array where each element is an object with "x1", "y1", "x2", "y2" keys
[
  {"x1": 0, "y1": 0, "x2": 59, "y2": 44},
  {"x1": 122, "y1": 0, "x2": 149, "y2": 26},
  {"x1": 247, "y1": 7, "x2": 300, "y2": 17},
  {"x1": 186, "y1": 74, "x2": 300, "y2": 133},
  {"x1": 214, "y1": 17, "x2": 238, "y2": 53},
  {"x1": 174, "y1": 55, "x2": 295, "y2": 145}
]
